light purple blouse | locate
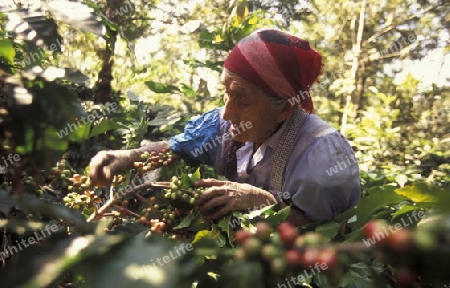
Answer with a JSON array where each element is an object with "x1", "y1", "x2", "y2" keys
[{"x1": 169, "y1": 108, "x2": 361, "y2": 221}]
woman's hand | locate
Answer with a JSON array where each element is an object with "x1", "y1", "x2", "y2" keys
[
  {"x1": 89, "y1": 150, "x2": 138, "y2": 187},
  {"x1": 89, "y1": 141, "x2": 170, "y2": 187},
  {"x1": 194, "y1": 179, "x2": 277, "y2": 219}
]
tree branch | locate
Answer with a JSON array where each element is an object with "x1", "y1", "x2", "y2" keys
[{"x1": 363, "y1": 4, "x2": 444, "y2": 47}]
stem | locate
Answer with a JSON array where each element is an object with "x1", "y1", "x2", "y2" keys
[
  {"x1": 133, "y1": 182, "x2": 196, "y2": 195},
  {"x1": 113, "y1": 204, "x2": 141, "y2": 218},
  {"x1": 87, "y1": 196, "x2": 115, "y2": 222}
]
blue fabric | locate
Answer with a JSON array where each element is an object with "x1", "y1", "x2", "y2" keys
[{"x1": 168, "y1": 108, "x2": 222, "y2": 166}]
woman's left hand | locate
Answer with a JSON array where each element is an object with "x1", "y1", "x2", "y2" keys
[{"x1": 194, "y1": 179, "x2": 277, "y2": 219}]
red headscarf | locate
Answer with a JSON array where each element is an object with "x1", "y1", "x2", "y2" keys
[{"x1": 224, "y1": 28, "x2": 322, "y2": 113}]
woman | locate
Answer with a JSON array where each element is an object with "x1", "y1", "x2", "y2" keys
[{"x1": 89, "y1": 28, "x2": 361, "y2": 226}]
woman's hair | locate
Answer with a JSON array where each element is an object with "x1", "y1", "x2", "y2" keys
[{"x1": 264, "y1": 91, "x2": 288, "y2": 112}]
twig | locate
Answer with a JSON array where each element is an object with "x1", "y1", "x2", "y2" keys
[
  {"x1": 133, "y1": 181, "x2": 196, "y2": 195},
  {"x1": 87, "y1": 196, "x2": 115, "y2": 222},
  {"x1": 113, "y1": 204, "x2": 141, "y2": 218}
]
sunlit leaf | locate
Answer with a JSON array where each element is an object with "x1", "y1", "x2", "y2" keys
[
  {"x1": 90, "y1": 119, "x2": 126, "y2": 137},
  {"x1": 0, "y1": 38, "x2": 16, "y2": 63},
  {"x1": 145, "y1": 81, "x2": 179, "y2": 94}
]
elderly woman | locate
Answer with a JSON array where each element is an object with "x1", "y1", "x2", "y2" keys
[{"x1": 89, "y1": 29, "x2": 361, "y2": 226}]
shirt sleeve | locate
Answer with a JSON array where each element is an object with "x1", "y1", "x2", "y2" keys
[
  {"x1": 168, "y1": 108, "x2": 222, "y2": 166},
  {"x1": 282, "y1": 132, "x2": 361, "y2": 221}
]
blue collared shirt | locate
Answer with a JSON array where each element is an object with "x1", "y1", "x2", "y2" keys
[{"x1": 169, "y1": 107, "x2": 361, "y2": 221}]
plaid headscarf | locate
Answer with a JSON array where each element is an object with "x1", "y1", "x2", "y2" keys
[{"x1": 224, "y1": 28, "x2": 322, "y2": 113}]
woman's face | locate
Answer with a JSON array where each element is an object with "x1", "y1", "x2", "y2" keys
[{"x1": 221, "y1": 70, "x2": 293, "y2": 144}]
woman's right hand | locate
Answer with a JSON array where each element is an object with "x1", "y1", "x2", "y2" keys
[
  {"x1": 89, "y1": 150, "x2": 138, "y2": 187},
  {"x1": 89, "y1": 141, "x2": 170, "y2": 187}
]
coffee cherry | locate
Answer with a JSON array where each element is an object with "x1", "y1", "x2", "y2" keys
[
  {"x1": 261, "y1": 244, "x2": 279, "y2": 261},
  {"x1": 234, "y1": 230, "x2": 251, "y2": 244},
  {"x1": 285, "y1": 249, "x2": 301, "y2": 267},
  {"x1": 277, "y1": 222, "x2": 298, "y2": 247},
  {"x1": 270, "y1": 258, "x2": 286, "y2": 275},
  {"x1": 394, "y1": 267, "x2": 416, "y2": 288},
  {"x1": 363, "y1": 220, "x2": 388, "y2": 239},
  {"x1": 134, "y1": 162, "x2": 144, "y2": 168},
  {"x1": 413, "y1": 230, "x2": 437, "y2": 250},
  {"x1": 242, "y1": 238, "x2": 262, "y2": 257},
  {"x1": 318, "y1": 248, "x2": 338, "y2": 272},
  {"x1": 387, "y1": 230, "x2": 414, "y2": 252},
  {"x1": 234, "y1": 248, "x2": 246, "y2": 260},
  {"x1": 255, "y1": 222, "x2": 272, "y2": 242},
  {"x1": 300, "y1": 248, "x2": 321, "y2": 267},
  {"x1": 139, "y1": 217, "x2": 148, "y2": 225}
]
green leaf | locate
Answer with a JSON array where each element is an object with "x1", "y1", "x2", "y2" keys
[
  {"x1": 262, "y1": 205, "x2": 290, "y2": 226},
  {"x1": 395, "y1": 183, "x2": 450, "y2": 212},
  {"x1": 315, "y1": 222, "x2": 341, "y2": 239},
  {"x1": 75, "y1": 235, "x2": 185, "y2": 288},
  {"x1": 391, "y1": 205, "x2": 422, "y2": 220},
  {"x1": 335, "y1": 186, "x2": 406, "y2": 230},
  {"x1": 192, "y1": 228, "x2": 226, "y2": 247},
  {"x1": 0, "y1": 38, "x2": 16, "y2": 64},
  {"x1": 192, "y1": 230, "x2": 215, "y2": 244},
  {"x1": 48, "y1": 124, "x2": 89, "y2": 144},
  {"x1": 220, "y1": 261, "x2": 264, "y2": 288},
  {"x1": 145, "y1": 81, "x2": 179, "y2": 94},
  {"x1": 173, "y1": 210, "x2": 198, "y2": 230},
  {"x1": 14, "y1": 194, "x2": 93, "y2": 233},
  {"x1": 217, "y1": 213, "x2": 234, "y2": 247},
  {"x1": 191, "y1": 167, "x2": 201, "y2": 182},
  {"x1": 89, "y1": 119, "x2": 126, "y2": 137}
]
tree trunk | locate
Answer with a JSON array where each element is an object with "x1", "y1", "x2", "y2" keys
[
  {"x1": 341, "y1": 0, "x2": 366, "y2": 136},
  {"x1": 93, "y1": 0, "x2": 121, "y2": 104}
]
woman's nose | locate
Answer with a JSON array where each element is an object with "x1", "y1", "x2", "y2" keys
[{"x1": 222, "y1": 94, "x2": 236, "y2": 122}]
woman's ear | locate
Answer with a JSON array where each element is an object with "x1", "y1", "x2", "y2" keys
[{"x1": 277, "y1": 102, "x2": 297, "y2": 123}]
